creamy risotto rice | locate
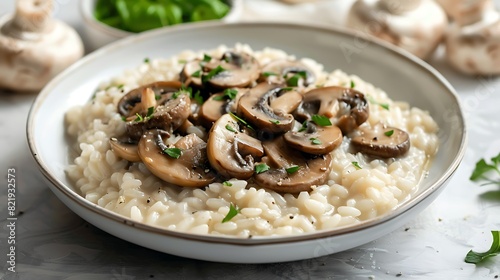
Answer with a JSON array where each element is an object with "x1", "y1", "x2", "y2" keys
[{"x1": 66, "y1": 44, "x2": 439, "y2": 237}]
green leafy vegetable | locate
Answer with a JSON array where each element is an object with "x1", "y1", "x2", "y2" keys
[
  {"x1": 213, "y1": 88, "x2": 238, "y2": 101},
  {"x1": 270, "y1": 120, "x2": 280, "y2": 124},
  {"x1": 298, "y1": 121, "x2": 308, "y2": 132},
  {"x1": 193, "y1": 91, "x2": 204, "y2": 105},
  {"x1": 255, "y1": 163, "x2": 270, "y2": 174},
  {"x1": 163, "y1": 147, "x2": 182, "y2": 159},
  {"x1": 311, "y1": 115, "x2": 332, "y2": 127},
  {"x1": 229, "y1": 112, "x2": 254, "y2": 131},
  {"x1": 286, "y1": 71, "x2": 308, "y2": 87},
  {"x1": 202, "y1": 65, "x2": 226, "y2": 83},
  {"x1": 203, "y1": 53, "x2": 212, "y2": 62},
  {"x1": 310, "y1": 137, "x2": 322, "y2": 145},
  {"x1": 352, "y1": 161, "x2": 362, "y2": 170},
  {"x1": 222, "y1": 203, "x2": 240, "y2": 223},
  {"x1": 134, "y1": 113, "x2": 143, "y2": 122},
  {"x1": 191, "y1": 70, "x2": 201, "y2": 78},
  {"x1": 263, "y1": 72, "x2": 278, "y2": 77},
  {"x1": 470, "y1": 152, "x2": 500, "y2": 183},
  {"x1": 465, "y1": 231, "x2": 500, "y2": 264},
  {"x1": 223, "y1": 181, "x2": 233, "y2": 187},
  {"x1": 145, "y1": 106, "x2": 155, "y2": 120},
  {"x1": 286, "y1": 165, "x2": 300, "y2": 174},
  {"x1": 225, "y1": 124, "x2": 236, "y2": 133},
  {"x1": 350, "y1": 80, "x2": 355, "y2": 88},
  {"x1": 144, "y1": 57, "x2": 150, "y2": 63},
  {"x1": 384, "y1": 130, "x2": 394, "y2": 137},
  {"x1": 366, "y1": 95, "x2": 390, "y2": 111}
]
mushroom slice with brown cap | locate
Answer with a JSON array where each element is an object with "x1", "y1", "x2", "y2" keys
[
  {"x1": 295, "y1": 86, "x2": 369, "y2": 134},
  {"x1": 117, "y1": 81, "x2": 182, "y2": 117},
  {"x1": 181, "y1": 51, "x2": 260, "y2": 89},
  {"x1": 259, "y1": 59, "x2": 315, "y2": 87},
  {"x1": 109, "y1": 137, "x2": 141, "y2": 162},
  {"x1": 198, "y1": 88, "x2": 248, "y2": 128},
  {"x1": 125, "y1": 93, "x2": 191, "y2": 141},
  {"x1": 138, "y1": 130, "x2": 216, "y2": 188},
  {"x1": 254, "y1": 136, "x2": 332, "y2": 193},
  {"x1": 237, "y1": 83, "x2": 302, "y2": 135},
  {"x1": 207, "y1": 114, "x2": 264, "y2": 179},
  {"x1": 284, "y1": 121, "x2": 343, "y2": 155},
  {"x1": 351, "y1": 123, "x2": 410, "y2": 158}
]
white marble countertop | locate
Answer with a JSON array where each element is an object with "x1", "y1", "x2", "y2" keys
[{"x1": 1, "y1": 1, "x2": 500, "y2": 279}]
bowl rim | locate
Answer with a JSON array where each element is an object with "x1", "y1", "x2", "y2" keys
[
  {"x1": 79, "y1": 0, "x2": 243, "y2": 38},
  {"x1": 26, "y1": 21, "x2": 468, "y2": 246}
]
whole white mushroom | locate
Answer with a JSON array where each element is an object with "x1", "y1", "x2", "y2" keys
[{"x1": 0, "y1": 0, "x2": 83, "y2": 92}]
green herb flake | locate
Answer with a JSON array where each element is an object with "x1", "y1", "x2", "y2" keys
[
  {"x1": 144, "y1": 58, "x2": 150, "y2": 63},
  {"x1": 229, "y1": 112, "x2": 254, "y2": 131},
  {"x1": 134, "y1": 113, "x2": 144, "y2": 122},
  {"x1": 310, "y1": 137, "x2": 322, "y2": 145},
  {"x1": 224, "y1": 88, "x2": 238, "y2": 100},
  {"x1": 352, "y1": 161, "x2": 362, "y2": 170},
  {"x1": 280, "y1": 87, "x2": 294, "y2": 92},
  {"x1": 191, "y1": 70, "x2": 201, "y2": 78},
  {"x1": 225, "y1": 124, "x2": 236, "y2": 133},
  {"x1": 222, "y1": 181, "x2": 233, "y2": 187},
  {"x1": 350, "y1": 80, "x2": 356, "y2": 88},
  {"x1": 203, "y1": 54, "x2": 212, "y2": 62},
  {"x1": 222, "y1": 203, "x2": 240, "y2": 223},
  {"x1": 117, "y1": 84, "x2": 124, "y2": 89},
  {"x1": 298, "y1": 121, "x2": 308, "y2": 132},
  {"x1": 286, "y1": 165, "x2": 300, "y2": 174},
  {"x1": 255, "y1": 163, "x2": 270, "y2": 174},
  {"x1": 286, "y1": 74, "x2": 300, "y2": 87},
  {"x1": 121, "y1": 116, "x2": 127, "y2": 122},
  {"x1": 146, "y1": 106, "x2": 155, "y2": 119},
  {"x1": 384, "y1": 130, "x2": 394, "y2": 137},
  {"x1": 367, "y1": 95, "x2": 390, "y2": 111},
  {"x1": 380, "y1": 103, "x2": 390, "y2": 110},
  {"x1": 270, "y1": 120, "x2": 280, "y2": 124},
  {"x1": 311, "y1": 115, "x2": 332, "y2": 127},
  {"x1": 263, "y1": 72, "x2": 278, "y2": 77},
  {"x1": 178, "y1": 59, "x2": 187, "y2": 64},
  {"x1": 465, "y1": 231, "x2": 500, "y2": 264},
  {"x1": 193, "y1": 91, "x2": 204, "y2": 105},
  {"x1": 202, "y1": 65, "x2": 226, "y2": 83},
  {"x1": 163, "y1": 147, "x2": 182, "y2": 159},
  {"x1": 155, "y1": 94, "x2": 161, "y2": 100}
]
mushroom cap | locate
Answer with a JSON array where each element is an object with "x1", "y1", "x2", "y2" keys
[
  {"x1": 254, "y1": 137, "x2": 332, "y2": 193},
  {"x1": 259, "y1": 59, "x2": 315, "y2": 87},
  {"x1": 198, "y1": 88, "x2": 248, "y2": 128},
  {"x1": 351, "y1": 123, "x2": 410, "y2": 158},
  {"x1": 237, "y1": 83, "x2": 302, "y2": 135},
  {"x1": 125, "y1": 93, "x2": 191, "y2": 140},
  {"x1": 138, "y1": 130, "x2": 216, "y2": 188},
  {"x1": 117, "y1": 81, "x2": 182, "y2": 117},
  {"x1": 284, "y1": 122, "x2": 343, "y2": 155},
  {"x1": 109, "y1": 137, "x2": 141, "y2": 162},
  {"x1": 207, "y1": 114, "x2": 264, "y2": 179}
]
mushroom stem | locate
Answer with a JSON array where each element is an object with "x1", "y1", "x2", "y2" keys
[{"x1": 141, "y1": 87, "x2": 157, "y2": 112}]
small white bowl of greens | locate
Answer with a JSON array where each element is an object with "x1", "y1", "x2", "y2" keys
[{"x1": 80, "y1": 0, "x2": 242, "y2": 51}]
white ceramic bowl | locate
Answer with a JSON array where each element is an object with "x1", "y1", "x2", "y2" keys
[
  {"x1": 80, "y1": 0, "x2": 243, "y2": 51},
  {"x1": 27, "y1": 22, "x2": 466, "y2": 264}
]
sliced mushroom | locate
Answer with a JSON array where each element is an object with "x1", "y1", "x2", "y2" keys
[
  {"x1": 181, "y1": 51, "x2": 260, "y2": 89},
  {"x1": 198, "y1": 88, "x2": 248, "y2": 128},
  {"x1": 117, "y1": 81, "x2": 182, "y2": 117},
  {"x1": 351, "y1": 123, "x2": 410, "y2": 158},
  {"x1": 284, "y1": 121, "x2": 343, "y2": 155},
  {"x1": 259, "y1": 59, "x2": 315, "y2": 87},
  {"x1": 237, "y1": 83, "x2": 302, "y2": 135},
  {"x1": 109, "y1": 137, "x2": 141, "y2": 162},
  {"x1": 296, "y1": 86, "x2": 369, "y2": 134},
  {"x1": 138, "y1": 130, "x2": 216, "y2": 188},
  {"x1": 207, "y1": 114, "x2": 264, "y2": 179},
  {"x1": 126, "y1": 93, "x2": 191, "y2": 140},
  {"x1": 254, "y1": 136, "x2": 332, "y2": 193}
]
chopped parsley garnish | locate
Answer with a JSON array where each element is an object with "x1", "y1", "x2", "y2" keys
[
  {"x1": 286, "y1": 71, "x2": 308, "y2": 87},
  {"x1": 225, "y1": 124, "x2": 236, "y2": 133},
  {"x1": 270, "y1": 120, "x2": 280, "y2": 124},
  {"x1": 193, "y1": 91, "x2": 204, "y2": 105},
  {"x1": 470, "y1": 152, "x2": 500, "y2": 183},
  {"x1": 213, "y1": 88, "x2": 238, "y2": 101},
  {"x1": 229, "y1": 112, "x2": 254, "y2": 131},
  {"x1": 117, "y1": 84, "x2": 124, "y2": 89},
  {"x1": 367, "y1": 95, "x2": 390, "y2": 111},
  {"x1": 144, "y1": 57, "x2": 150, "y2": 63},
  {"x1": 178, "y1": 59, "x2": 187, "y2": 64},
  {"x1": 146, "y1": 106, "x2": 155, "y2": 119},
  {"x1": 155, "y1": 94, "x2": 161, "y2": 100},
  {"x1": 121, "y1": 116, "x2": 127, "y2": 122},
  {"x1": 191, "y1": 70, "x2": 201, "y2": 78},
  {"x1": 311, "y1": 115, "x2": 332, "y2": 127},
  {"x1": 203, "y1": 53, "x2": 212, "y2": 62},
  {"x1": 163, "y1": 147, "x2": 182, "y2": 159},
  {"x1": 350, "y1": 80, "x2": 355, "y2": 88},
  {"x1": 173, "y1": 85, "x2": 192, "y2": 99},
  {"x1": 223, "y1": 181, "x2": 233, "y2": 187},
  {"x1": 134, "y1": 113, "x2": 143, "y2": 122},
  {"x1": 286, "y1": 165, "x2": 300, "y2": 174},
  {"x1": 280, "y1": 87, "x2": 294, "y2": 92},
  {"x1": 222, "y1": 203, "x2": 240, "y2": 223},
  {"x1": 255, "y1": 163, "x2": 270, "y2": 174},
  {"x1": 465, "y1": 231, "x2": 500, "y2": 264},
  {"x1": 310, "y1": 137, "x2": 322, "y2": 145},
  {"x1": 384, "y1": 130, "x2": 394, "y2": 137},
  {"x1": 202, "y1": 65, "x2": 226, "y2": 83},
  {"x1": 352, "y1": 161, "x2": 362, "y2": 170},
  {"x1": 263, "y1": 71, "x2": 278, "y2": 77},
  {"x1": 298, "y1": 121, "x2": 308, "y2": 132}
]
